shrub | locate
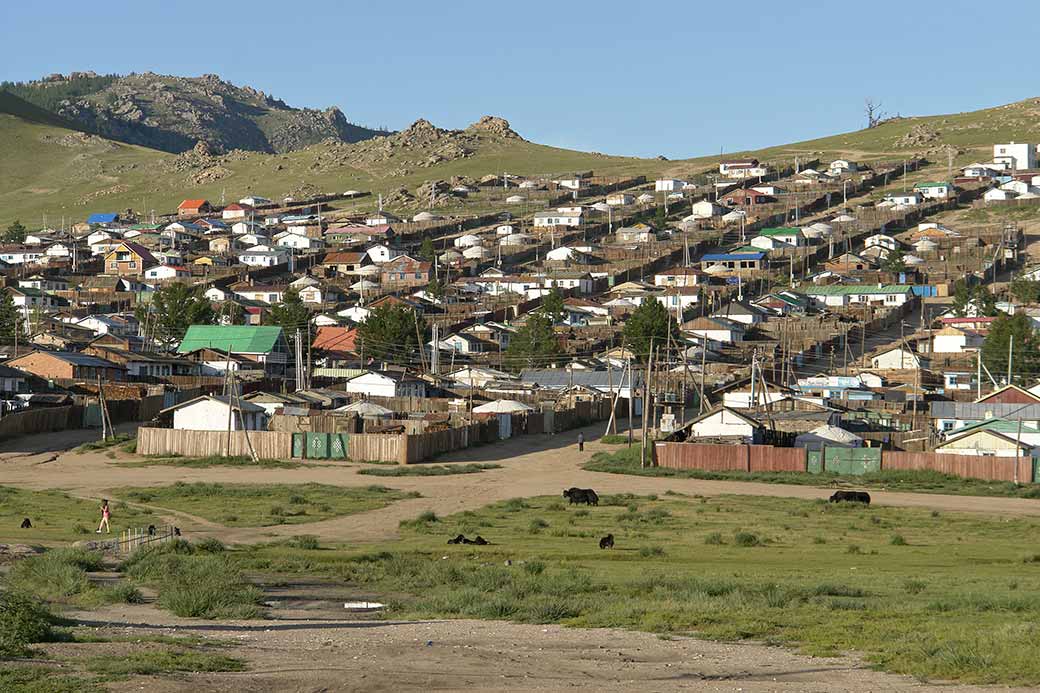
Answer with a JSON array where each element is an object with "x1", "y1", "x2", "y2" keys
[
  {"x1": 195, "y1": 537, "x2": 225, "y2": 553},
  {"x1": 1022, "y1": 553, "x2": 1040, "y2": 564},
  {"x1": 574, "y1": 509, "x2": 589, "y2": 518},
  {"x1": 733, "y1": 532, "x2": 760, "y2": 547},
  {"x1": 523, "y1": 561, "x2": 545, "y2": 575},
  {"x1": 812, "y1": 536, "x2": 827, "y2": 544},
  {"x1": 846, "y1": 544, "x2": 862, "y2": 555},
  {"x1": 704, "y1": 532, "x2": 724, "y2": 545},
  {"x1": 626, "y1": 502, "x2": 639, "y2": 513},
  {"x1": 546, "y1": 502, "x2": 565, "y2": 512},
  {"x1": 288, "y1": 494, "x2": 307, "y2": 505},
  {"x1": 269, "y1": 505, "x2": 284, "y2": 517},
  {"x1": 153, "y1": 556, "x2": 262, "y2": 619},
  {"x1": 399, "y1": 510, "x2": 439, "y2": 530},
  {"x1": 501, "y1": 498, "x2": 529, "y2": 512},
  {"x1": 6, "y1": 548, "x2": 105, "y2": 603},
  {"x1": 104, "y1": 582, "x2": 144, "y2": 604},
  {"x1": 639, "y1": 546, "x2": 665, "y2": 558},
  {"x1": 0, "y1": 592, "x2": 54, "y2": 657},
  {"x1": 904, "y1": 579, "x2": 927, "y2": 594},
  {"x1": 528, "y1": 518, "x2": 549, "y2": 533},
  {"x1": 890, "y1": 534, "x2": 908, "y2": 546},
  {"x1": 288, "y1": 535, "x2": 320, "y2": 550},
  {"x1": 813, "y1": 583, "x2": 866, "y2": 598}
]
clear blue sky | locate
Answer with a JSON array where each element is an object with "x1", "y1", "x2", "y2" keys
[{"x1": 1, "y1": 1, "x2": 1033, "y2": 159}]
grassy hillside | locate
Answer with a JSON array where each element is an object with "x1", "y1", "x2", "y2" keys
[{"x1": 3, "y1": 93, "x2": 1040, "y2": 228}]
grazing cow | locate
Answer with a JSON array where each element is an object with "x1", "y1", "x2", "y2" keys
[
  {"x1": 829, "y1": 490, "x2": 871, "y2": 505},
  {"x1": 599, "y1": 534, "x2": 614, "y2": 550},
  {"x1": 19, "y1": 518, "x2": 31, "y2": 529},
  {"x1": 447, "y1": 534, "x2": 467, "y2": 545},
  {"x1": 563, "y1": 488, "x2": 600, "y2": 506}
]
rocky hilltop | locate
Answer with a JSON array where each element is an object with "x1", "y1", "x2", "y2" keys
[{"x1": 3, "y1": 72, "x2": 388, "y2": 154}]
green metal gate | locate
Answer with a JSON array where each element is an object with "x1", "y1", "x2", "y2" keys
[
  {"x1": 807, "y1": 450, "x2": 823, "y2": 474},
  {"x1": 292, "y1": 432, "x2": 350, "y2": 460},
  {"x1": 823, "y1": 447, "x2": 881, "y2": 475}
]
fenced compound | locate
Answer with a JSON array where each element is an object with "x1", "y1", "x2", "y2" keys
[{"x1": 654, "y1": 442, "x2": 1037, "y2": 483}]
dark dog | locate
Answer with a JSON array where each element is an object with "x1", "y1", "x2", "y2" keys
[
  {"x1": 563, "y1": 487, "x2": 599, "y2": 506},
  {"x1": 147, "y1": 524, "x2": 156, "y2": 536},
  {"x1": 173, "y1": 527, "x2": 181, "y2": 536},
  {"x1": 19, "y1": 518, "x2": 31, "y2": 529},
  {"x1": 447, "y1": 534, "x2": 467, "y2": 545},
  {"x1": 448, "y1": 534, "x2": 490, "y2": 545},
  {"x1": 829, "y1": 490, "x2": 871, "y2": 505},
  {"x1": 472, "y1": 535, "x2": 488, "y2": 545},
  {"x1": 599, "y1": 534, "x2": 614, "y2": 549}
]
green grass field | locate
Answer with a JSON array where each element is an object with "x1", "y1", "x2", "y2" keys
[
  {"x1": 231, "y1": 492, "x2": 1040, "y2": 685},
  {"x1": 114, "y1": 482, "x2": 419, "y2": 527},
  {"x1": 0, "y1": 486, "x2": 159, "y2": 545},
  {"x1": 585, "y1": 446, "x2": 1040, "y2": 498}
]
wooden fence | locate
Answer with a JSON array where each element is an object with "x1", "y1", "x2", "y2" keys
[
  {"x1": 349, "y1": 434, "x2": 403, "y2": 463},
  {"x1": 0, "y1": 405, "x2": 82, "y2": 440},
  {"x1": 653, "y1": 442, "x2": 1037, "y2": 482},
  {"x1": 137, "y1": 427, "x2": 293, "y2": 458},
  {"x1": 883, "y1": 451, "x2": 1032, "y2": 483}
]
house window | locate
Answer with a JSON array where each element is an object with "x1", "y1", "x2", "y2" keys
[{"x1": 128, "y1": 261, "x2": 136, "y2": 269}]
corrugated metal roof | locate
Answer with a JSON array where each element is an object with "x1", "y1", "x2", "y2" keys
[
  {"x1": 178, "y1": 325, "x2": 284, "y2": 355},
  {"x1": 800, "y1": 285, "x2": 912, "y2": 296},
  {"x1": 930, "y1": 401, "x2": 1040, "y2": 419},
  {"x1": 87, "y1": 213, "x2": 118, "y2": 224},
  {"x1": 519, "y1": 368, "x2": 642, "y2": 391}
]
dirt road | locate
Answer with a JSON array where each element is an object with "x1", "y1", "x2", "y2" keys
[
  {"x1": 63, "y1": 603, "x2": 1034, "y2": 693},
  {"x1": 2, "y1": 422, "x2": 1038, "y2": 545}
]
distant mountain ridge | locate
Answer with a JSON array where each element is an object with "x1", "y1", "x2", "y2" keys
[{"x1": 1, "y1": 72, "x2": 390, "y2": 154}]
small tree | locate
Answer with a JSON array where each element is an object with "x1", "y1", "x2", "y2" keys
[
  {"x1": 139, "y1": 283, "x2": 216, "y2": 350},
  {"x1": 1010, "y1": 276, "x2": 1040, "y2": 304},
  {"x1": 952, "y1": 279, "x2": 997, "y2": 317},
  {"x1": 623, "y1": 298, "x2": 676, "y2": 362},
  {"x1": 267, "y1": 288, "x2": 311, "y2": 344},
  {"x1": 426, "y1": 275, "x2": 444, "y2": 299},
  {"x1": 418, "y1": 236, "x2": 436, "y2": 262},
  {"x1": 0, "y1": 291, "x2": 22, "y2": 345},
  {"x1": 505, "y1": 314, "x2": 560, "y2": 368},
  {"x1": 882, "y1": 247, "x2": 907, "y2": 274},
  {"x1": 864, "y1": 98, "x2": 885, "y2": 128},
  {"x1": 541, "y1": 288, "x2": 565, "y2": 324},
  {"x1": 982, "y1": 313, "x2": 1040, "y2": 383},
  {"x1": 2, "y1": 220, "x2": 26, "y2": 244},
  {"x1": 357, "y1": 303, "x2": 425, "y2": 362}
]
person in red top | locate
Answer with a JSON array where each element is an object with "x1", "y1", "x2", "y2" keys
[{"x1": 96, "y1": 499, "x2": 111, "y2": 534}]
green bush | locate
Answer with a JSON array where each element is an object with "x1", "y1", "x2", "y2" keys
[
  {"x1": 733, "y1": 532, "x2": 761, "y2": 547},
  {"x1": 890, "y1": 534, "x2": 908, "y2": 546},
  {"x1": 639, "y1": 545, "x2": 665, "y2": 557},
  {"x1": 523, "y1": 561, "x2": 546, "y2": 575},
  {"x1": 528, "y1": 518, "x2": 549, "y2": 533},
  {"x1": 0, "y1": 592, "x2": 54, "y2": 657},
  {"x1": 5, "y1": 548, "x2": 105, "y2": 603},
  {"x1": 287, "y1": 535, "x2": 320, "y2": 550},
  {"x1": 704, "y1": 532, "x2": 724, "y2": 545}
]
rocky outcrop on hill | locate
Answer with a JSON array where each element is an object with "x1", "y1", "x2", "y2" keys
[
  {"x1": 896, "y1": 123, "x2": 941, "y2": 148},
  {"x1": 14, "y1": 72, "x2": 387, "y2": 154},
  {"x1": 466, "y1": 115, "x2": 523, "y2": 139}
]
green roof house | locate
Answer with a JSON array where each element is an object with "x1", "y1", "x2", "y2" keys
[
  {"x1": 913, "y1": 181, "x2": 955, "y2": 200},
  {"x1": 177, "y1": 325, "x2": 289, "y2": 374},
  {"x1": 751, "y1": 227, "x2": 804, "y2": 249},
  {"x1": 797, "y1": 284, "x2": 913, "y2": 308}
]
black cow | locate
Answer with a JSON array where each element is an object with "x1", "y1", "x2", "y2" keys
[
  {"x1": 19, "y1": 518, "x2": 31, "y2": 529},
  {"x1": 472, "y1": 535, "x2": 489, "y2": 545},
  {"x1": 599, "y1": 534, "x2": 614, "y2": 550},
  {"x1": 563, "y1": 487, "x2": 599, "y2": 506},
  {"x1": 829, "y1": 490, "x2": 871, "y2": 505}
]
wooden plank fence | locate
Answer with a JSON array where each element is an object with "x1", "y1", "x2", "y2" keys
[
  {"x1": 137, "y1": 427, "x2": 292, "y2": 458},
  {"x1": 0, "y1": 405, "x2": 82, "y2": 440},
  {"x1": 654, "y1": 442, "x2": 1037, "y2": 482}
]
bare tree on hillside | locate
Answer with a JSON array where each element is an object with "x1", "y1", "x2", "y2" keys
[{"x1": 865, "y1": 98, "x2": 886, "y2": 129}]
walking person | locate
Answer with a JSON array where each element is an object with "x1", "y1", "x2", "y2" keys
[
  {"x1": 577, "y1": 431, "x2": 585, "y2": 452},
  {"x1": 96, "y1": 499, "x2": 111, "y2": 534}
]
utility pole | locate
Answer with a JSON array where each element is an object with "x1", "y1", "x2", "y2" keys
[
  {"x1": 977, "y1": 349, "x2": 982, "y2": 400},
  {"x1": 627, "y1": 356, "x2": 634, "y2": 446},
  {"x1": 1008, "y1": 333, "x2": 1014, "y2": 385},
  {"x1": 430, "y1": 323, "x2": 439, "y2": 376},
  {"x1": 641, "y1": 337, "x2": 654, "y2": 469}
]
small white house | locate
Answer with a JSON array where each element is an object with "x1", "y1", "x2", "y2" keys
[
  {"x1": 344, "y1": 371, "x2": 427, "y2": 398},
  {"x1": 686, "y1": 200, "x2": 728, "y2": 219},
  {"x1": 165, "y1": 395, "x2": 269, "y2": 431},
  {"x1": 655, "y1": 179, "x2": 686, "y2": 192},
  {"x1": 864, "y1": 233, "x2": 899, "y2": 251},
  {"x1": 686, "y1": 407, "x2": 763, "y2": 443},
  {"x1": 871, "y1": 347, "x2": 922, "y2": 370},
  {"x1": 533, "y1": 211, "x2": 583, "y2": 227},
  {"x1": 993, "y1": 142, "x2": 1036, "y2": 171},
  {"x1": 884, "y1": 192, "x2": 923, "y2": 206},
  {"x1": 274, "y1": 232, "x2": 324, "y2": 250},
  {"x1": 239, "y1": 248, "x2": 289, "y2": 267},
  {"x1": 606, "y1": 192, "x2": 634, "y2": 206},
  {"x1": 365, "y1": 244, "x2": 399, "y2": 264},
  {"x1": 984, "y1": 188, "x2": 1017, "y2": 202},
  {"x1": 914, "y1": 182, "x2": 955, "y2": 200},
  {"x1": 144, "y1": 265, "x2": 191, "y2": 281}
]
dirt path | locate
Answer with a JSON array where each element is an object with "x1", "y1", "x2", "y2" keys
[
  {"x1": 64, "y1": 603, "x2": 1032, "y2": 693},
  {"x1": 2, "y1": 422, "x2": 1039, "y2": 545}
]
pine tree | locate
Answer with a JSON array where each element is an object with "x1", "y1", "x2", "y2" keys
[
  {"x1": 982, "y1": 313, "x2": 1040, "y2": 383},
  {"x1": 357, "y1": 304, "x2": 425, "y2": 362},
  {"x1": 623, "y1": 299, "x2": 676, "y2": 362},
  {"x1": 419, "y1": 237, "x2": 436, "y2": 262},
  {"x1": 2, "y1": 220, "x2": 26, "y2": 244},
  {"x1": 140, "y1": 283, "x2": 215, "y2": 350},
  {"x1": 541, "y1": 288, "x2": 565, "y2": 324},
  {"x1": 505, "y1": 314, "x2": 560, "y2": 368},
  {"x1": 0, "y1": 291, "x2": 22, "y2": 345}
]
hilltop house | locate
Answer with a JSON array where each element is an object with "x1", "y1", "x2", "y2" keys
[{"x1": 177, "y1": 199, "x2": 212, "y2": 217}]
